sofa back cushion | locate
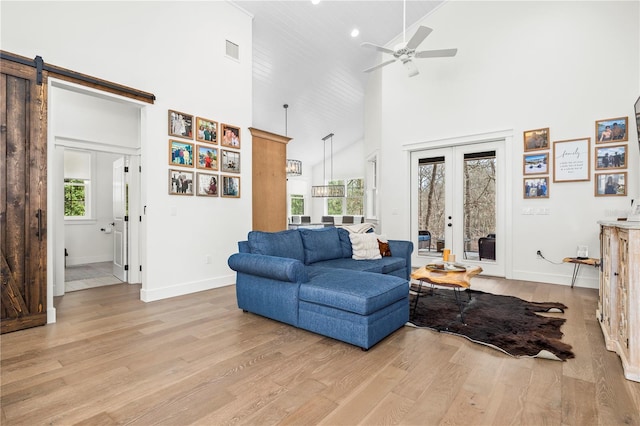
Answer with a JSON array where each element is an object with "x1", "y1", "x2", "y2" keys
[
  {"x1": 337, "y1": 228, "x2": 353, "y2": 258},
  {"x1": 247, "y1": 229, "x2": 305, "y2": 262},
  {"x1": 299, "y1": 227, "x2": 343, "y2": 265}
]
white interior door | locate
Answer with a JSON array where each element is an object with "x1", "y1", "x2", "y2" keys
[
  {"x1": 411, "y1": 140, "x2": 505, "y2": 277},
  {"x1": 113, "y1": 157, "x2": 128, "y2": 282}
]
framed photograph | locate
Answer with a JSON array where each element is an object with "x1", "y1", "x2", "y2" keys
[
  {"x1": 595, "y1": 172, "x2": 627, "y2": 196},
  {"x1": 220, "y1": 124, "x2": 241, "y2": 148},
  {"x1": 553, "y1": 138, "x2": 590, "y2": 182},
  {"x1": 168, "y1": 110, "x2": 194, "y2": 139},
  {"x1": 196, "y1": 172, "x2": 218, "y2": 197},
  {"x1": 523, "y1": 152, "x2": 549, "y2": 175},
  {"x1": 168, "y1": 169, "x2": 193, "y2": 195},
  {"x1": 523, "y1": 128, "x2": 549, "y2": 152},
  {"x1": 196, "y1": 145, "x2": 219, "y2": 170},
  {"x1": 195, "y1": 117, "x2": 218, "y2": 144},
  {"x1": 169, "y1": 140, "x2": 194, "y2": 167},
  {"x1": 222, "y1": 175, "x2": 241, "y2": 198},
  {"x1": 221, "y1": 149, "x2": 241, "y2": 173},
  {"x1": 595, "y1": 116, "x2": 628, "y2": 143},
  {"x1": 595, "y1": 145, "x2": 627, "y2": 170},
  {"x1": 523, "y1": 177, "x2": 549, "y2": 199}
]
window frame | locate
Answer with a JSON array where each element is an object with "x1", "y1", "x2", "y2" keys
[{"x1": 63, "y1": 149, "x2": 96, "y2": 222}]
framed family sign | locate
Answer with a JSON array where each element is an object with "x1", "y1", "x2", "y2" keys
[{"x1": 553, "y1": 138, "x2": 590, "y2": 182}]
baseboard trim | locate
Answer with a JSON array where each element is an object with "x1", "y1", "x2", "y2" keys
[
  {"x1": 511, "y1": 270, "x2": 599, "y2": 289},
  {"x1": 139, "y1": 274, "x2": 236, "y2": 302}
]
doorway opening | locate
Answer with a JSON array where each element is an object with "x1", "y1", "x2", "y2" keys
[{"x1": 49, "y1": 79, "x2": 144, "y2": 318}]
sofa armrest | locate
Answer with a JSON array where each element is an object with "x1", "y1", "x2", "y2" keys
[
  {"x1": 388, "y1": 240, "x2": 414, "y2": 280},
  {"x1": 228, "y1": 253, "x2": 309, "y2": 283}
]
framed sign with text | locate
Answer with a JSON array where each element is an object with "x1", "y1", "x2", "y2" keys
[{"x1": 553, "y1": 138, "x2": 590, "y2": 182}]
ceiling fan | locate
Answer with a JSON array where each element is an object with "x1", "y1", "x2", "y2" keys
[{"x1": 361, "y1": 1, "x2": 457, "y2": 77}]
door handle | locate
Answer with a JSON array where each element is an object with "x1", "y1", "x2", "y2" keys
[
  {"x1": 447, "y1": 223, "x2": 452, "y2": 227},
  {"x1": 110, "y1": 222, "x2": 115, "y2": 226},
  {"x1": 35, "y1": 209, "x2": 43, "y2": 241}
]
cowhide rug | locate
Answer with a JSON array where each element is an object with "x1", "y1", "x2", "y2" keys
[{"x1": 407, "y1": 288, "x2": 575, "y2": 361}]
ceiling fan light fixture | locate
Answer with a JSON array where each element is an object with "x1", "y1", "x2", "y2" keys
[{"x1": 404, "y1": 60, "x2": 419, "y2": 77}]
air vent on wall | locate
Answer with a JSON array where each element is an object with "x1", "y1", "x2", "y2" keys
[{"x1": 226, "y1": 40, "x2": 239, "y2": 61}]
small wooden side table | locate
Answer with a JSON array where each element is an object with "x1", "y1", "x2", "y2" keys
[
  {"x1": 410, "y1": 265, "x2": 483, "y2": 323},
  {"x1": 562, "y1": 257, "x2": 600, "y2": 288}
]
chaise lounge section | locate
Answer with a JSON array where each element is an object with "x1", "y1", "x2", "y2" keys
[{"x1": 228, "y1": 227, "x2": 413, "y2": 349}]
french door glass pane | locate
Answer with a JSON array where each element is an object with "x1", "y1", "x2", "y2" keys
[
  {"x1": 463, "y1": 151, "x2": 496, "y2": 261},
  {"x1": 417, "y1": 157, "x2": 445, "y2": 256}
]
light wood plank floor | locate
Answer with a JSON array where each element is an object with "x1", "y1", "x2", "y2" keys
[{"x1": 1, "y1": 276, "x2": 639, "y2": 425}]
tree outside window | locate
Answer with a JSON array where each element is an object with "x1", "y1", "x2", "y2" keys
[
  {"x1": 346, "y1": 178, "x2": 364, "y2": 215},
  {"x1": 64, "y1": 179, "x2": 89, "y2": 217},
  {"x1": 327, "y1": 180, "x2": 344, "y2": 215},
  {"x1": 290, "y1": 194, "x2": 304, "y2": 215},
  {"x1": 326, "y1": 178, "x2": 364, "y2": 215}
]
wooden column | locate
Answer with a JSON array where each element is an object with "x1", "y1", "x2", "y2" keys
[{"x1": 249, "y1": 128, "x2": 291, "y2": 232}]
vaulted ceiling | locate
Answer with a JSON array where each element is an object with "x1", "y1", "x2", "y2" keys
[{"x1": 235, "y1": 0, "x2": 444, "y2": 170}]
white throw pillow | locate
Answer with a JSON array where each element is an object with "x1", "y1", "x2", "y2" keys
[{"x1": 349, "y1": 233, "x2": 382, "y2": 260}]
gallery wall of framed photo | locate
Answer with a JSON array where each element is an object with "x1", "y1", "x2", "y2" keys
[
  {"x1": 168, "y1": 109, "x2": 241, "y2": 198},
  {"x1": 522, "y1": 115, "x2": 630, "y2": 199}
]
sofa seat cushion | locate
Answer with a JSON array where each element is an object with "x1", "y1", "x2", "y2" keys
[
  {"x1": 299, "y1": 270, "x2": 407, "y2": 316},
  {"x1": 308, "y1": 256, "x2": 406, "y2": 275},
  {"x1": 248, "y1": 229, "x2": 305, "y2": 263}
]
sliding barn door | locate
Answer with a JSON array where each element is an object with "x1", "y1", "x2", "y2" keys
[{"x1": 1, "y1": 58, "x2": 48, "y2": 333}]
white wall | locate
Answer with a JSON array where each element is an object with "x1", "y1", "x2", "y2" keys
[
  {"x1": 1, "y1": 1, "x2": 253, "y2": 305},
  {"x1": 364, "y1": 0, "x2": 639, "y2": 288}
]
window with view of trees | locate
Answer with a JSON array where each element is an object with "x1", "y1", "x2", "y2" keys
[
  {"x1": 64, "y1": 150, "x2": 93, "y2": 219},
  {"x1": 326, "y1": 178, "x2": 364, "y2": 215},
  {"x1": 290, "y1": 194, "x2": 304, "y2": 215},
  {"x1": 64, "y1": 179, "x2": 90, "y2": 217}
]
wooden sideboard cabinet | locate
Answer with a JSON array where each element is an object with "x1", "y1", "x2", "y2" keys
[{"x1": 597, "y1": 221, "x2": 640, "y2": 382}]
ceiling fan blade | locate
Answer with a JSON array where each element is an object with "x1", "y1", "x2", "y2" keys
[
  {"x1": 363, "y1": 59, "x2": 396, "y2": 73},
  {"x1": 415, "y1": 48, "x2": 458, "y2": 59},
  {"x1": 361, "y1": 42, "x2": 395, "y2": 55},
  {"x1": 406, "y1": 26, "x2": 433, "y2": 50}
]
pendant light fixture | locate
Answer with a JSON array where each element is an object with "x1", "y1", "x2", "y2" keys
[
  {"x1": 284, "y1": 103, "x2": 303, "y2": 177},
  {"x1": 311, "y1": 133, "x2": 345, "y2": 197}
]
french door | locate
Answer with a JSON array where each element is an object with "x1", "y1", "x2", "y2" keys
[{"x1": 411, "y1": 140, "x2": 505, "y2": 277}]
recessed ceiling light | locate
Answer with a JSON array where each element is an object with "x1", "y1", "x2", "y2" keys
[
  {"x1": 351, "y1": 28, "x2": 360, "y2": 37},
  {"x1": 311, "y1": 0, "x2": 320, "y2": 5}
]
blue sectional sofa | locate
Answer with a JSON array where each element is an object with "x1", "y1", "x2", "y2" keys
[{"x1": 228, "y1": 227, "x2": 413, "y2": 350}]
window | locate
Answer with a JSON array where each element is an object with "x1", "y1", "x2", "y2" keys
[
  {"x1": 346, "y1": 178, "x2": 364, "y2": 215},
  {"x1": 327, "y1": 180, "x2": 344, "y2": 215},
  {"x1": 326, "y1": 178, "x2": 364, "y2": 215},
  {"x1": 64, "y1": 179, "x2": 90, "y2": 216},
  {"x1": 366, "y1": 154, "x2": 378, "y2": 218},
  {"x1": 64, "y1": 150, "x2": 93, "y2": 219},
  {"x1": 290, "y1": 194, "x2": 304, "y2": 215}
]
